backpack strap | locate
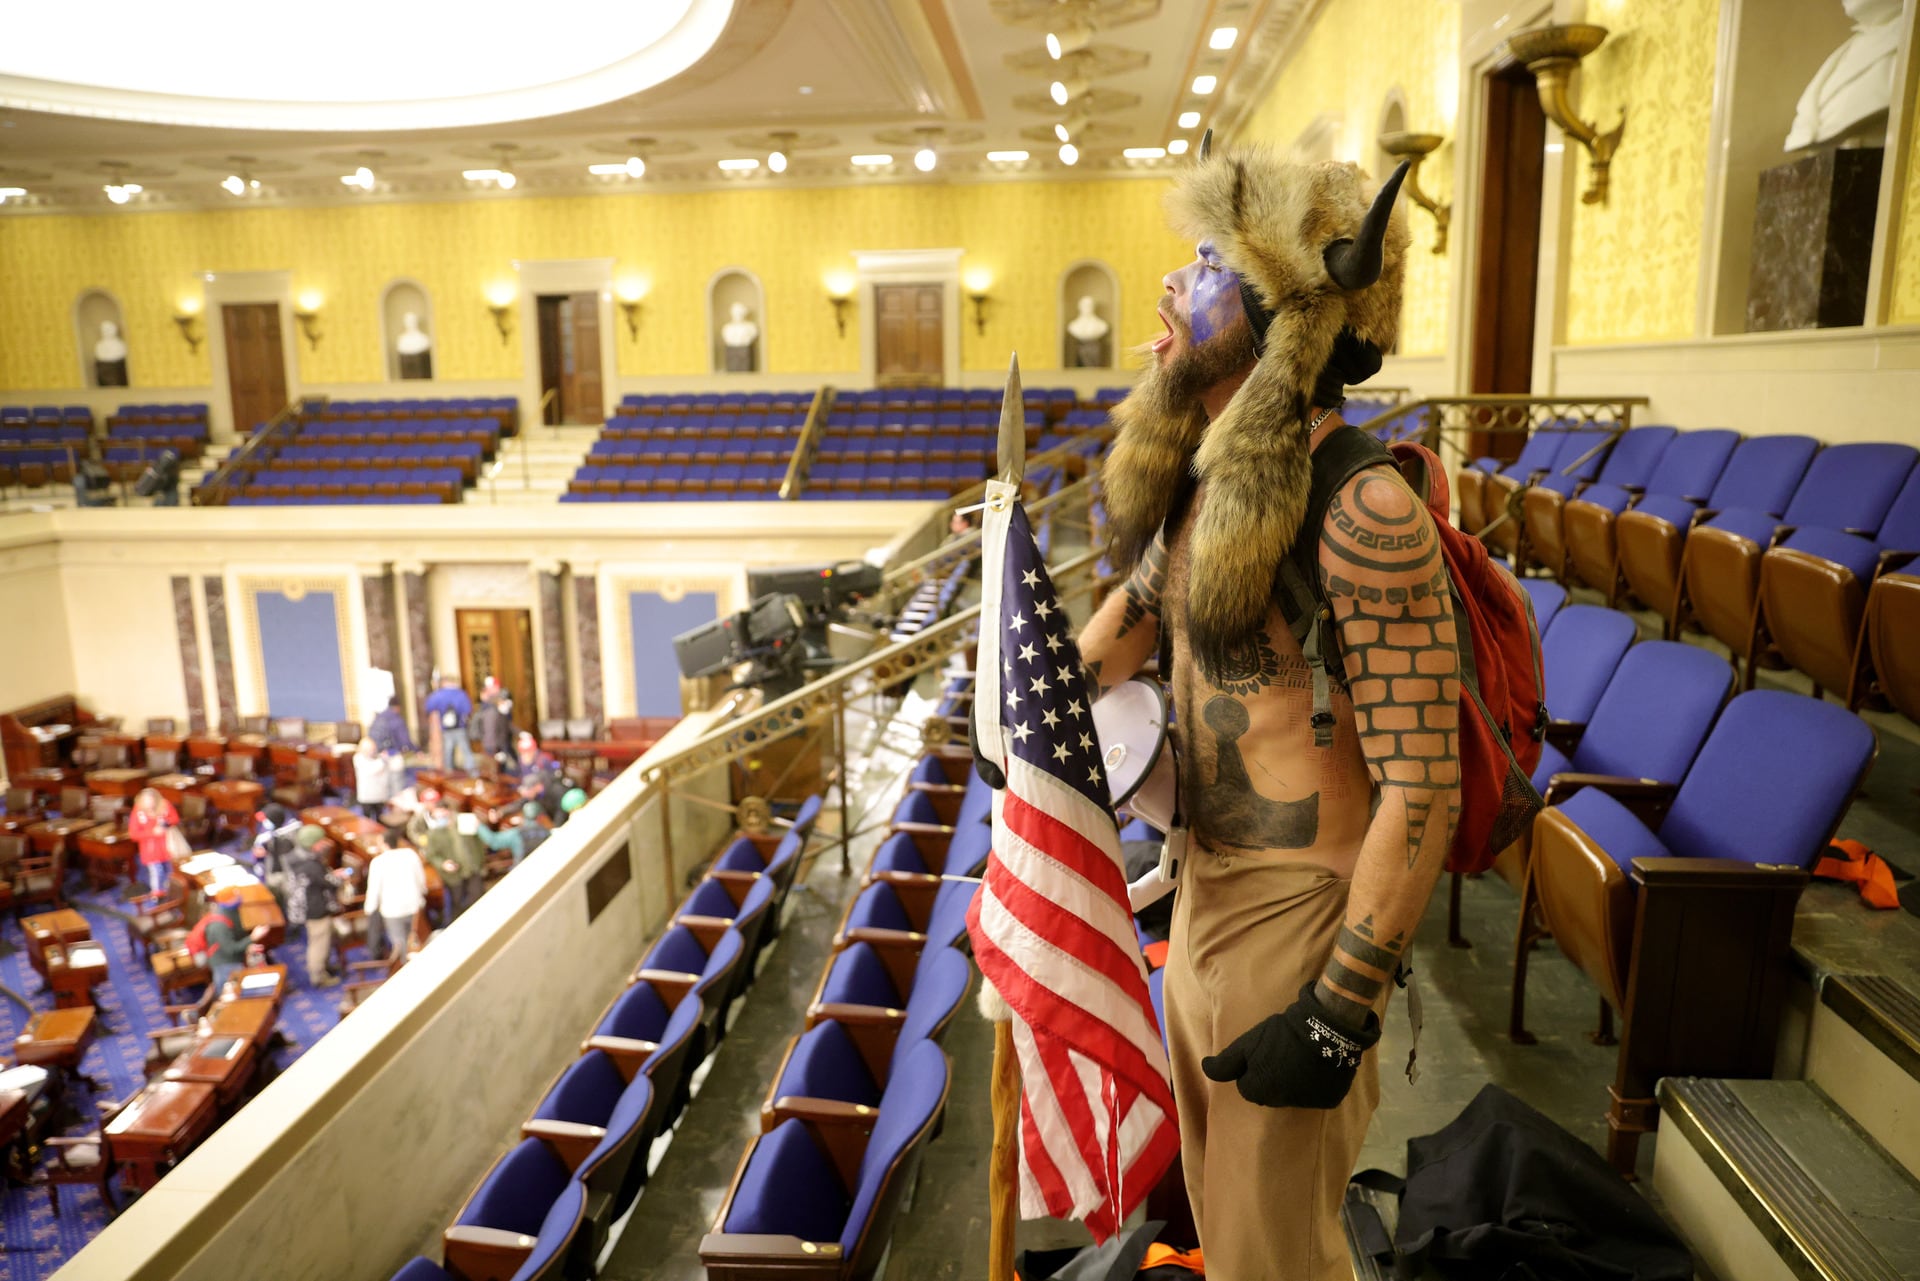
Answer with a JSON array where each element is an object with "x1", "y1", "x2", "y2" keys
[{"x1": 1277, "y1": 425, "x2": 1396, "y2": 747}]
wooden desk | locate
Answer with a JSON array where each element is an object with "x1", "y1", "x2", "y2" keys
[
  {"x1": 23, "y1": 910, "x2": 90, "y2": 977},
  {"x1": 13, "y1": 1007, "x2": 97, "y2": 1084},
  {"x1": 202, "y1": 779, "x2": 264, "y2": 819},
  {"x1": 222, "y1": 964, "x2": 287, "y2": 1012},
  {"x1": 45, "y1": 941, "x2": 108, "y2": 1010},
  {"x1": 14, "y1": 768, "x2": 79, "y2": 799},
  {"x1": 228, "y1": 734, "x2": 269, "y2": 768},
  {"x1": 444, "y1": 777, "x2": 521, "y2": 824},
  {"x1": 84, "y1": 768, "x2": 149, "y2": 799},
  {"x1": 300, "y1": 805, "x2": 357, "y2": 829},
  {"x1": 209, "y1": 998, "x2": 275, "y2": 1050},
  {"x1": 104, "y1": 1080, "x2": 218, "y2": 1191},
  {"x1": 144, "y1": 733, "x2": 186, "y2": 757},
  {"x1": 79, "y1": 732, "x2": 142, "y2": 768},
  {"x1": 76, "y1": 825, "x2": 134, "y2": 889},
  {"x1": 163, "y1": 1034, "x2": 256, "y2": 1108},
  {"x1": 234, "y1": 884, "x2": 286, "y2": 948},
  {"x1": 148, "y1": 772, "x2": 201, "y2": 808},
  {"x1": 26, "y1": 817, "x2": 97, "y2": 859},
  {"x1": 183, "y1": 733, "x2": 228, "y2": 764}
]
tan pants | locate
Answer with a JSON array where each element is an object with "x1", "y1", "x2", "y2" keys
[
  {"x1": 304, "y1": 920, "x2": 334, "y2": 985},
  {"x1": 1164, "y1": 851, "x2": 1380, "y2": 1281}
]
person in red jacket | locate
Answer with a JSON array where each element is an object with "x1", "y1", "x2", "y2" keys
[{"x1": 128, "y1": 787, "x2": 181, "y2": 900}]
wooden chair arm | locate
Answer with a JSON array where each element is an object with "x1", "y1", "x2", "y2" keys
[
  {"x1": 672, "y1": 914, "x2": 734, "y2": 952},
  {"x1": 698, "y1": 1233, "x2": 844, "y2": 1269},
  {"x1": 630, "y1": 969, "x2": 697, "y2": 1008},
  {"x1": 521, "y1": 1118, "x2": 608, "y2": 1172},
  {"x1": 886, "y1": 821, "x2": 954, "y2": 838},
  {"x1": 1543, "y1": 719, "x2": 1585, "y2": 754},
  {"x1": 707, "y1": 868, "x2": 764, "y2": 895},
  {"x1": 443, "y1": 1224, "x2": 535, "y2": 1280},
  {"x1": 806, "y1": 1001, "x2": 906, "y2": 1025},
  {"x1": 1543, "y1": 773, "x2": 1676, "y2": 827},
  {"x1": 581, "y1": 1034, "x2": 657, "y2": 1081}
]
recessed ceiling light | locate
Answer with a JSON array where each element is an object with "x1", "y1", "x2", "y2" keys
[
  {"x1": 625, "y1": 155, "x2": 646, "y2": 178},
  {"x1": 0, "y1": 186, "x2": 27, "y2": 203},
  {"x1": 1210, "y1": 27, "x2": 1238, "y2": 50},
  {"x1": 103, "y1": 183, "x2": 140, "y2": 204},
  {"x1": 986, "y1": 150, "x2": 1030, "y2": 163},
  {"x1": 768, "y1": 150, "x2": 788, "y2": 174},
  {"x1": 1058, "y1": 142, "x2": 1079, "y2": 166},
  {"x1": 717, "y1": 158, "x2": 760, "y2": 171},
  {"x1": 222, "y1": 174, "x2": 245, "y2": 196},
  {"x1": 797, "y1": 85, "x2": 814, "y2": 94},
  {"x1": 1054, "y1": 122, "x2": 1071, "y2": 143},
  {"x1": 914, "y1": 147, "x2": 937, "y2": 172},
  {"x1": 1167, "y1": 139, "x2": 1190, "y2": 156},
  {"x1": 850, "y1": 154, "x2": 893, "y2": 167},
  {"x1": 1046, "y1": 22, "x2": 1092, "y2": 59},
  {"x1": 496, "y1": 170, "x2": 517, "y2": 189},
  {"x1": 339, "y1": 166, "x2": 374, "y2": 191},
  {"x1": 1192, "y1": 75, "x2": 1218, "y2": 95},
  {"x1": 1178, "y1": 110, "x2": 1202, "y2": 129},
  {"x1": 1051, "y1": 80, "x2": 1070, "y2": 106},
  {"x1": 1123, "y1": 147, "x2": 1167, "y2": 160}
]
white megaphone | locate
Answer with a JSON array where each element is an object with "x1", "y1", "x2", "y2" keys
[{"x1": 1090, "y1": 677, "x2": 1187, "y2": 908}]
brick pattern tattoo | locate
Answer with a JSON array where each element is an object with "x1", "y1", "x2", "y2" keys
[
  {"x1": 1115, "y1": 534, "x2": 1168, "y2": 641},
  {"x1": 1321, "y1": 475, "x2": 1463, "y2": 870}
]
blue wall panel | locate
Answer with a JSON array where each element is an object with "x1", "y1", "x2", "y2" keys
[
  {"x1": 257, "y1": 590, "x2": 348, "y2": 722},
  {"x1": 629, "y1": 591, "x2": 718, "y2": 717}
]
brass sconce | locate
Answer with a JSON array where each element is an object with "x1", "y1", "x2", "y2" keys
[
  {"x1": 617, "y1": 297, "x2": 644, "y2": 340},
  {"x1": 829, "y1": 296, "x2": 851, "y2": 337},
  {"x1": 824, "y1": 273, "x2": 855, "y2": 337},
  {"x1": 1504, "y1": 23, "x2": 1625, "y2": 206},
  {"x1": 485, "y1": 285, "x2": 516, "y2": 345},
  {"x1": 1377, "y1": 131, "x2": 1451, "y2": 254},
  {"x1": 964, "y1": 270, "x2": 993, "y2": 336},
  {"x1": 294, "y1": 294, "x2": 324, "y2": 351},
  {"x1": 173, "y1": 309, "x2": 204, "y2": 354}
]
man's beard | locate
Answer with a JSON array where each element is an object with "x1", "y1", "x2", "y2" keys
[{"x1": 1136, "y1": 305, "x2": 1258, "y2": 419}]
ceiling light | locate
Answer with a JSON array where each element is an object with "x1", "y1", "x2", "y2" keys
[
  {"x1": 768, "y1": 150, "x2": 788, "y2": 174},
  {"x1": 625, "y1": 155, "x2": 646, "y2": 178},
  {"x1": 1192, "y1": 75, "x2": 1218, "y2": 95},
  {"x1": 1178, "y1": 110, "x2": 1202, "y2": 129},
  {"x1": 1210, "y1": 27, "x2": 1239, "y2": 50},
  {"x1": 588, "y1": 163, "x2": 627, "y2": 175},
  {"x1": 986, "y1": 150, "x2": 1030, "y2": 163},
  {"x1": 797, "y1": 85, "x2": 813, "y2": 94},
  {"x1": 850, "y1": 154, "x2": 893, "y2": 166},
  {"x1": 1054, "y1": 122, "x2": 1072, "y2": 143},
  {"x1": 914, "y1": 147, "x2": 937, "y2": 172},
  {"x1": 717, "y1": 158, "x2": 760, "y2": 171},
  {"x1": 462, "y1": 168, "x2": 500, "y2": 180},
  {"x1": 497, "y1": 170, "x2": 517, "y2": 189},
  {"x1": 0, "y1": 187, "x2": 25, "y2": 204},
  {"x1": 1123, "y1": 147, "x2": 1167, "y2": 160},
  {"x1": 1046, "y1": 20, "x2": 1093, "y2": 59},
  {"x1": 103, "y1": 183, "x2": 140, "y2": 204},
  {"x1": 1058, "y1": 142, "x2": 1079, "y2": 166},
  {"x1": 339, "y1": 166, "x2": 374, "y2": 191},
  {"x1": 1167, "y1": 138, "x2": 1189, "y2": 155},
  {"x1": 221, "y1": 174, "x2": 245, "y2": 196}
]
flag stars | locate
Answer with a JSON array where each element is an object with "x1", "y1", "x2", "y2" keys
[
  {"x1": 1089, "y1": 766, "x2": 1104, "y2": 786},
  {"x1": 1009, "y1": 612, "x2": 1028, "y2": 633},
  {"x1": 1007, "y1": 686, "x2": 1023, "y2": 709},
  {"x1": 1011, "y1": 720, "x2": 1033, "y2": 744},
  {"x1": 1030, "y1": 674, "x2": 1050, "y2": 697},
  {"x1": 1078, "y1": 732, "x2": 1094, "y2": 751},
  {"x1": 1017, "y1": 642, "x2": 1038, "y2": 664},
  {"x1": 1021, "y1": 569, "x2": 1041, "y2": 588},
  {"x1": 1053, "y1": 742, "x2": 1073, "y2": 763},
  {"x1": 1042, "y1": 708, "x2": 1061, "y2": 729},
  {"x1": 1044, "y1": 633, "x2": 1064, "y2": 654},
  {"x1": 1034, "y1": 599, "x2": 1054, "y2": 621},
  {"x1": 1066, "y1": 699, "x2": 1084, "y2": 719}
]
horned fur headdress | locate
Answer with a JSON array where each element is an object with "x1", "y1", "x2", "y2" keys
[{"x1": 1103, "y1": 135, "x2": 1410, "y2": 677}]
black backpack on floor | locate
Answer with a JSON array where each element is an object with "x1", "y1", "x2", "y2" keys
[{"x1": 1347, "y1": 1085, "x2": 1693, "y2": 1281}]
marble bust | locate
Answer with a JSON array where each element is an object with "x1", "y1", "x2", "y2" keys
[
  {"x1": 1785, "y1": 0, "x2": 1901, "y2": 151},
  {"x1": 396, "y1": 311, "x2": 433, "y2": 380},
  {"x1": 1066, "y1": 295, "x2": 1110, "y2": 368},
  {"x1": 721, "y1": 301, "x2": 759, "y2": 372},
  {"x1": 93, "y1": 320, "x2": 128, "y2": 387}
]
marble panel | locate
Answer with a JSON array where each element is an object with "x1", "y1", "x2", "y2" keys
[
  {"x1": 574, "y1": 574, "x2": 603, "y2": 729},
  {"x1": 538, "y1": 570, "x2": 569, "y2": 721},
  {"x1": 360, "y1": 568, "x2": 396, "y2": 676},
  {"x1": 171, "y1": 575, "x2": 206, "y2": 732},
  {"x1": 203, "y1": 575, "x2": 236, "y2": 731},
  {"x1": 1747, "y1": 147, "x2": 1884, "y2": 331},
  {"x1": 403, "y1": 571, "x2": 434, "y2": 736}
]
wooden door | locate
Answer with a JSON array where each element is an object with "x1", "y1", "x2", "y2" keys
[
  {"x1": 1468, "y1": 65, "x2": 1548, "y2": 459},
  {"x1": 535, "y1": 294, "x2": 606, "y2": 426},
  {"x1": 454, "y1": 608, "x2": 540, "y2": 726},
  {"x1": 222, "y1": 303, "x2": 288, "y2": 434},
  {"x1": 874, "y1": 284, "x2": 944, "y2": 387}
]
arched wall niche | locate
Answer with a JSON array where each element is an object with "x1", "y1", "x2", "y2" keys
[
  {"x1": 1377, "y1": 90, "x2": 1408, "y2": 178},
  {"x1": 1292, "y1": 112, "x2": 1343, "y2": 165},
  {"x1": 1057, "y1": 260, "x2": 1120, "y2": 368},
  {"x1": 379, "y1": 279, "x2": 435, "y2": 381},
  {"x1": 73, "y1": 289, "x2": 128, "y2": 387},
  {"x1": 707, "y1": 268, "x2": 766, "y2": 373}
]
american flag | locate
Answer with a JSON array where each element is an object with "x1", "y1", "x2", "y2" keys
[{"x1": 963, "y1": 483, "x2": 1180, "y2": 1242}]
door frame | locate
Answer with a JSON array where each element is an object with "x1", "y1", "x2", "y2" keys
[
  {"x1": 204, "y1": 269, "x2": 299, "y2": 443},
  {"x1": 453, "y1": 606, "x2": 540, "y2": 725},
  {"x1": 514, "y1": 258, "x2": 617, "y2": 424},
  {"x1": 854, "y1": 248, "x2": 962, "y2": 387}
]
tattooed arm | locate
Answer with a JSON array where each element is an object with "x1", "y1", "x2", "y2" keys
[
  {"x1": 1313, "y1": 470, "x2": 1461, "y2": 1027},
  {"x1": 1075, "y1": 531, "x2": 1169, "y2": 697}
]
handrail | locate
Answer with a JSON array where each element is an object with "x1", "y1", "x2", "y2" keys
[
  {"x1": 938, "y1": 431, "x2": 1107, "y2": 521},
  {"x1": 537, "y1": 387, "x2": 559, "y2": 429},
  {"x1": 191, "y1": 396, "x2": 321, "y2": 506},
  {"x1": 645, "y1": 545, "x2": 1103, "y2": 787},
  {"x1": 779, "y1": 384, "x2": 835, "y2": 500},
  {"x1": 1352, "y1": 394, "x2": 1650, "y2": 468}
]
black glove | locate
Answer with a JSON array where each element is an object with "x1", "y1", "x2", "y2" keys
[
  {"x1": 1201, "y1": 982, "x2": 1380, "y2": 1109},
  {"x1": 968, "y1": 703, "x2": 1006, "y2": 790}
]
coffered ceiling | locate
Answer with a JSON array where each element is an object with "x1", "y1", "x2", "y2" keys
[{"x1": 0, "y1": 0, "x2": 1300, "y2": 214}]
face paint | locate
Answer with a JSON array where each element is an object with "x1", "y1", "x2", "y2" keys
[{"x1": 1187, "y1": 242, "x2": 1247, "y2": 347}]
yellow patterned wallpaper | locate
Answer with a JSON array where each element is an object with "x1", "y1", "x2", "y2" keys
[
  {"x1": 1562, "y1": 0, "x2": 1720, "y2": 344},
  {"x1": 1892, "y1": 71, "x2": 1920, "y2": 325},
  {"x1": 1233, "y1": 0, "x2": 1460, "y2": 357},
  {"x1": 0, "y1": 180, "x2": 1190, "y2": 391}
]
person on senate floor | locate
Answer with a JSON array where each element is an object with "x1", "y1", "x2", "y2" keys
[
  {"x1": 1075, "y1": 139, "x2": 1451, "y2": 1280},
  {"x1": 363, "y1": 835, "x2": 428, "y2": 963},
  {"x1": 283, "y1": 824, "x2": 344, "y2": 988},
  {"x1": 128, "y1": 787, "x2": 181, "y2": 900},
  {"x1": 204, "y1": 888, "x2": 264, "y2": 995},
  {"x1": 424, "y1": 674, "x2": 474, "y2": 772},
  {"x1": 368, "y1": 695, "x2": 417, "y2": 757}
]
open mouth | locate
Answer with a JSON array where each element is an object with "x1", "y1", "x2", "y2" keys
[{"x1": 1151, "y1": 308, "x2": 1175, "y2": 354}]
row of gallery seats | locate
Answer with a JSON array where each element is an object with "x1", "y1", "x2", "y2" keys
[
  {"x1": 319, "y1": 398, "x2": 517, "y2": 435},
  {"x1": 215, "y1": 409, "x2": 506, "y2": 505},
  {"x1": 1458, "y1": 425, "x2": 1919, "y2": 724}
]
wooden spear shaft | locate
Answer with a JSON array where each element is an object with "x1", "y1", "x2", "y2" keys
[{"x1": 989, "y1": 1017, "x2": 1020, "y2": 1281}]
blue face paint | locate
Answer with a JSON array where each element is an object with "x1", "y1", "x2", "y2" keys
[{"x1": 1184, "y1": 242, "x2": 1246, "y2": 347}]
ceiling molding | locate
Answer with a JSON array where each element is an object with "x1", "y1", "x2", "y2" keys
[{"x1": 1210, "y1": 0, "x2": 1329, "y2": 143}]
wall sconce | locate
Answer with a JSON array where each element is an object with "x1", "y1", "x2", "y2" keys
[
  {"x1": 964, "y1": 270, "x2": 993, "y2": 336},
  {"x1": 1503, "y1": 23, "x2": 1625, "y2": 206},
  {"x1": 173, "y1": 301, "x2": 204, "y2": 354},
  {"x1": 485, "y1": 283, "x2": 516, "y2": 345},
  {"x1": 614, "y1": 280, "x2": 647, "y2": 341},
  {"x1": 294, "y1": 292, "x2": 324, "y2": 351},
  {"x1": 1377, "y1": 131, "x2": 1451, "y2": 254},
  {"x1": 824, "y1": 272, "x2": 855, "y2": 337}
]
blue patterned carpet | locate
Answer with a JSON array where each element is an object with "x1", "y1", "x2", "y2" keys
[{"x1": 0, "y1": 830, "x2": 347, "y2": 1277}]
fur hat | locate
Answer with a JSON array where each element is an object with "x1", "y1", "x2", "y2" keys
[{"x1": 1103, "y1": 142, "x2": 1410, "y2": 676}]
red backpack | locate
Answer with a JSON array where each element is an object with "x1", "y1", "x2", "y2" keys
[
  {"x1": 1278, "y1": 428, "x2": 1546, "y2": 873},
  {"x1": 184, "y1": 913, "x2": 215, "y2": 961}
]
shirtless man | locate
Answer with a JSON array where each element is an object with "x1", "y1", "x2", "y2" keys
[{"x1": 1080, "y1": 145, "x2": 1456, "y2": 1279}]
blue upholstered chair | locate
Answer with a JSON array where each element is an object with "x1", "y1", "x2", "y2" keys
[
  {"x1": 707, "y1": 793, "x2": 823, "y2": 950},
  {"x1": 1482, "y1": 425, "x2": 1620, "y2": 558},
  {"x1": 634, "y1": 924, "x2": 745, "y2": 1053},
  {"x1": 702, "y1": 1040, "x2": 952, "y2": 1280},
  {"x1": 588, "y1": 978, "x2": 705, "y2": 1128},
  {"x1": 528, "y1": 1048, "x2": 658, "y2": 1219},
  {"x1": 1520, "y1": 690, "x2": 1876, "y2": 1047},
  {"x1": 1679, "y1": 442, "x2": 1918, "y2": 678},
  {"x1": 1517, "y1": 578, "x2": 1568, "y2": 636},
  {"x1": 674, "y1": 875, "x2": 776, "y2": 989},
  {"x1": 441, "y1": 1138, "x2": 587, "y2": 1281},
  {"x1": 1520, "y1": 426, "x2": 1678, "y2": 577},
  {"x1": 833, "y1": 876, "x2": 979, "y2": 1005},
  {"x1": 1458, "y1": 423, "x2": 1576, "y2": 534},
  {"x1": 1562, "y1": 427, "x2": 1740, "y2": 597},
  {"x1": 1539, "y1": 605, "x2": 1640, "y2": 733}
]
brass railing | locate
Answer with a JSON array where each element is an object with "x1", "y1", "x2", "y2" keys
[
  {"x1": 192, "y1": 397, "x2": 320, "y2": 506},
  {"x1": 640, "y1": 545, "x2": 1103, "y2": 898},
  {"x1": 1353, "y1": 394, "x2": 1650, "y2": 469},
  {"x1": 778, "y1": 385, "x2": 836, "y2": 500}
]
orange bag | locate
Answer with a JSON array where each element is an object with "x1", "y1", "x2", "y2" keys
[{"x1": 1812, "y1": 838, "x2": 1900, "y2": 910}]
